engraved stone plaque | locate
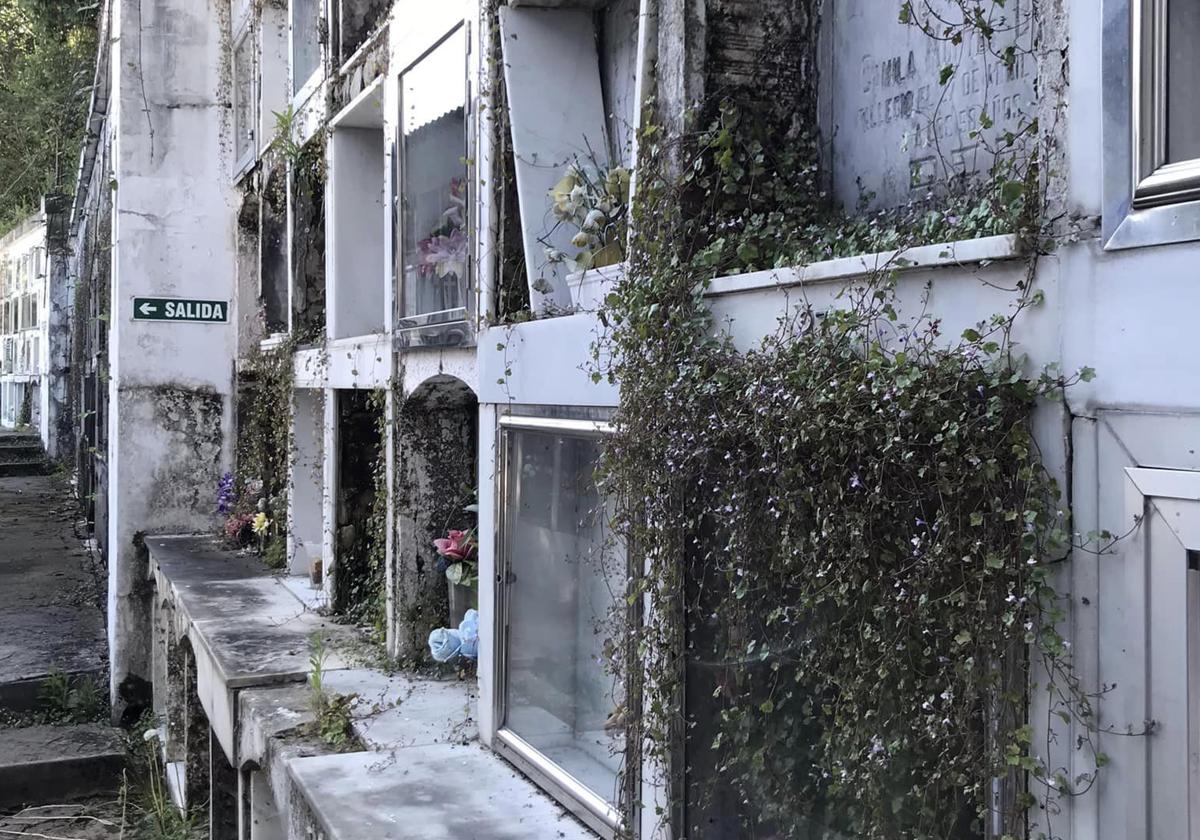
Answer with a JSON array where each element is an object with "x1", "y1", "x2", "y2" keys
[{"x1": 822, "y1": 0, "x2": 1034, "y2": 211}]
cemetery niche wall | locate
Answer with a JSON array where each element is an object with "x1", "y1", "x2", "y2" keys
[{"x1": 820, "y1": 0, "x2": 1035, "y2": 212}]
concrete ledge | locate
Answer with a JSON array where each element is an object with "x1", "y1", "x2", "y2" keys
[
  {"x1": 288, "y1": 743, "x2": 597, "y2": 840},
  {"x1": 703, "y1": 233, "x2": 1025, "y2": 297},
  {"x1": 239, "y1": 670, "x2": 478, "y2": 836},
  {"x1": 147, "y1": 536, "x2": 358, "y2": 763}
]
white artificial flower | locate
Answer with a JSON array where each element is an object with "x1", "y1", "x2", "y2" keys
[
  {"x1": 571, "y1": 231, "x2": 592, "y2": 248},
  {"x1": 582, "y1": 208, "x2": 607, "y2": 232}
]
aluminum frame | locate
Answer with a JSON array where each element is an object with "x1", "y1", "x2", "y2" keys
[
  {"x1": 393, "y1": 22, "x2": 475, "y2": 346},
  {"x1": 231, "y1": 19, "x2": 258, "y2": 180},
  {"x1": 1131, "y1": 0, "x2": 1200, "y2": 208},
  {"x1": 289, "y1": 0, "x2": 325, "y2": 105},
  {"x1": 1118, "y1": 467, "x2": 1200, "y2": 839},
  {"x1": 1104, "y1": 0, "x2": 1200, "y2": 247},
  {"x1": 492, "y1": 412, "x2": 630, "y2": 839}
]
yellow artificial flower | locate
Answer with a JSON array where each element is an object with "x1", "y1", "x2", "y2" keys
[{"x1": 252, "y1": 512, "x2": 271, "y2": 536}]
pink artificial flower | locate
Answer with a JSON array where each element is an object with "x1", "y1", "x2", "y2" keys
[
  {"x1": 434, "y1": 529, "x2": 476, "y2": 561},
  {"x1": 417, "y1": 228, "x2": 468, "y2": 279}
]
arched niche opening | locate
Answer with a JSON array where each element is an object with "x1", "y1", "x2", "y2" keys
[{"x1": 392, "y1": 374, "x2": 478, "y2": 662}]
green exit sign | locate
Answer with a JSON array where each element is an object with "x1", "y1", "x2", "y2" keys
[{"x1": 133, "y1": 297, "x2": 229, "y2": 323}]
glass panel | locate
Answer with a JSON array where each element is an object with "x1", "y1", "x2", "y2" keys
[
  {"x1": 400, "y1": 30, "x2": 467, "y2": 318},
  {"x1": 503, "y1": 429, "x2": 625, "y2": 807},
  {"x1": 292, "y1": 0, "x2": 321, "y2": 95},
  {"x1": 233, "y1": 32, "x2": 255, "y2": 164},
  {"x1": 1167, "y1": 0, "x2": 1200, "y2": 163}
]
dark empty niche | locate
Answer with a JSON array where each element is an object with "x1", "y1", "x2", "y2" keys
[
  {"x1": 335, "y1": 0, "x2": 390, "y2": 68},
  {"x1": 291, "y1": 143, "x2": 327, "y2": 341},
  {"x1": 261, "y1": 165, "x2": 289, "y2": 334},
  {"x1": 333, "y1": 389, "x2": 384, "y2": 622}
]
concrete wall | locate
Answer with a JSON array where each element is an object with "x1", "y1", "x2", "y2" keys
[
  {"x1": 474, "y1": 1, "x2": 1200, "y2": 837},
  {"x1": 106, "y1": 0, "x2": 239, "y2": 717},
  {"x1": 57, "y1": 0, "x2": 1200, "y2": 833}
]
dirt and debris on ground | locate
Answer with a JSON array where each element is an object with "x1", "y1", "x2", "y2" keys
[{"x1": 0, "y1": 800, "x2": 124, "y2": 840}]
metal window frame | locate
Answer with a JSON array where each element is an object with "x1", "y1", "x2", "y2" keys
[
  {"x1": 492, "y1": 413, "x2": 632, "y2": 839},
  {"x1": 393, "y1": 22, "x2": 475, "y2": 346},
  {"x1": 1104, "y1": 0, "x2": 1200, "y2": 247},
  {"x1": 289, "y1": 0, "x2": 324, "y2": 104},
  {"x1": 231, "y1": 19, "x2": 258, "y2": 180},
  {"x1": 1132, "y1": 0, "x2": 1200, "y2": 207},
  {"x1": 1118, "y1": 467, "x2": 1200, "y2": 838}
]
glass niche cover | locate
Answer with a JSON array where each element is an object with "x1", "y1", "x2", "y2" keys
[
  {"x1": 399, "y1": 28, "x2": 468, "y2": 320},
  {"x1": 500, "y1": 427, "x2": 627, "y2": 817}
]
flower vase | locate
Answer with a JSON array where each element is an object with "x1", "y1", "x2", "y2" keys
[{"x1": 448, "y1": 581, "x2": 477, "y2": 628}]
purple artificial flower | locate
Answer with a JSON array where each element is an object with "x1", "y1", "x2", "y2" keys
[{"x1": 217, "y1": 472, "x2": 237, "y2": 515}]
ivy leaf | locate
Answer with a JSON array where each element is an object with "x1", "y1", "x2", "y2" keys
[
  {"x1": 1079, "y1": 366, "x2": 1096, "y2": 382},
  {"x1": 954, "y1": 630, "x2": 972, "y2": 646},
  {"x1": 939, "y1": 65, "x2": 955, "y2": 85},
  {"x1": 1001, "y1": 180, "x2": 1025, "y2": 206}
]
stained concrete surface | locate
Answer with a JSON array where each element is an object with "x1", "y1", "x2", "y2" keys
[
  {"x1": 289, "y1": 742, "x2": 598, "y2": 840},
  {"x1": 0, "y1": 474, "x2": 107, "y2": 708},
  {"x1": 0, "y1": 724, "x2": 125, "y2": 809},
  {"x1": 148, "y1": 536, "x2": 359, "y2": 762}
]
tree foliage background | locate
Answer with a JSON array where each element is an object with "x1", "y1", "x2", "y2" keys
[{"x1": 0, "y1": 0, "x2": 98, "y2": 234}]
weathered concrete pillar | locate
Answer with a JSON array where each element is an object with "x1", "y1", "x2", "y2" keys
[
  {"x1": 182, "y1": 648, "x2": 211, "y2": 812},
  {"x1": 210, "y1": 728, "x2": 240, "y2": 840},
  {"x1": 44, "y1": 251, "x2": 72, "y2": 460},
  {"x1": 655, "y1": 0, "x2": 706, "y2": 139},
  {"x1": 106, "y1": 0, "x2": 238, "y2": 720}
]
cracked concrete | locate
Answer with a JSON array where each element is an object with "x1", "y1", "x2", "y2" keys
[{"x1": 0, "y1": 474, "x2": 107, "y2": 710}]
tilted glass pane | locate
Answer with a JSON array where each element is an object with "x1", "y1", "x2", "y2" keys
[
  {"x1": 292, "y1": 0, "x2": 321, "y2": 95},
  {"x1": 1167, "y1": 0, "x2": 1200, "y2": 163},
  {"x1": 503, "y1": 429, "x2": 625, "y2": 806},
  {"x1": 400, "y1": 30, "x2": 467, "y2": 318},
  {"x1": 233, "y1": 33, "x2": 255, "y2": 163}
]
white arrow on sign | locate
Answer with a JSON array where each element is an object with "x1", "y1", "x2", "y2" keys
[{"x1": 139, "y1": 302, "x2": 157, "y2": 316}]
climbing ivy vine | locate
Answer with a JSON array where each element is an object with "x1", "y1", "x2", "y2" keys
[
  {"x1": 591, "y1": 2, "x2": 1108, "y2": 838},
  {"x1": 233, "y1": 338, "x2": 298, "y2": 564}
]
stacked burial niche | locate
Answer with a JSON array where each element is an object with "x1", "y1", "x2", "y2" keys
[
  {"x1": 260, "y1": 164, "x2": 289, "y2": 335},
  {"x1": 290, "y1": 141, "x2": 327, "y2": 340},
  {"x1": 332, "y1": 0, "x2": 391, "y2": 68},
  {"x1": 393, "y1": 375, "x2": 478, "y2": 661},
  {"x1": 333, "y1": 388, "x2": 385, "y2": 620}
]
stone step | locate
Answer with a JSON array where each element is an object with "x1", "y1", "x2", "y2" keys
[
  {"x1": 0, "y1": 668, "x2": 108, "y2": 715},
  {"x1": 0, "y1": 444, "x2": 43, "y2": 460},
  {"x1": 0, "y1": 724, "x2": 125, "y2": 809},
  {"x1": 0, "y1": 460, "x2": 50, "y2": 477},
  {"x1": 0, "y1": 434, "x2": 41, "y2": 448}
]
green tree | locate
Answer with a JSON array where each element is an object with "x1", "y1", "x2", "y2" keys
[{"x1": 0, "y1": 0, "x2": 97, "y2": 233}]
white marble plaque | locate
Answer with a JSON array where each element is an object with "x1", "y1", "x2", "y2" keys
[{"x1": 823, "y1": 0, "x2": 1034, "y2": 211}]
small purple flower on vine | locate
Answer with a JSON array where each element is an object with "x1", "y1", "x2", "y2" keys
[{"x1": 217, "y1": 472, "x2": 237, "y2": 515}]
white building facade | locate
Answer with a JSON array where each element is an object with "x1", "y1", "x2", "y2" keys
[
  {"x1": 62, "y1": 0, "x2": 1200, "y2": 838},
  {"x1": 0, "y1": 216, "x2": 49, "y2": 438}
]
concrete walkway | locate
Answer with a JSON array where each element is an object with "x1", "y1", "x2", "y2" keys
[{"x1": 0, "y1": 474, "x2": 107, "y2": 709}]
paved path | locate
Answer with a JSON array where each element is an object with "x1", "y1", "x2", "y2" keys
[{"x1": 0, "y1": 474, "x2": 107, "y2": 708}]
